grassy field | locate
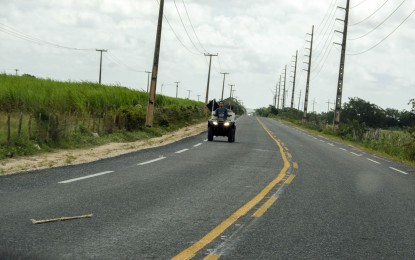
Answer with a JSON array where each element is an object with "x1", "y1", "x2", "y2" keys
[{"x1": 0, "y1": 74, "x2": 207, "y2": 159}]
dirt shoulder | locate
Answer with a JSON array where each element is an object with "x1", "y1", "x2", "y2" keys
[{"x1": 0, "y1": 122, "x2": 206, "y2": 176}]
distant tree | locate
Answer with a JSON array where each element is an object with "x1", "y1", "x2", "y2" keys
[{"x1": 341, "y1": 97, "x2": 386, "y2": 128}]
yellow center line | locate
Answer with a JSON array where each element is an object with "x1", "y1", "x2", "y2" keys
[
  {"x1": 284, "y1": 174, "x2": 296, "y2": 185},
  {"x1": 203, "y1": 254, "x2": 219, "y2": 260},
  {"x1": 293, "y1": 162, "x2": 298, "y2": 169},
  {"x1": 172, "y1": 118, "x2": 290, "y2": 260},
  {"x1": 252, "y1": 195, "x2": 278, "y2": 218}
]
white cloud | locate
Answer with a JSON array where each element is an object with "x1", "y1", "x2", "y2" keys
[{"x1": 0, "y1": 0, "x2": 414, "y2": 111}]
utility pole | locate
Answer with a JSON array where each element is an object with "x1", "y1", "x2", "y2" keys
[
  {"x1": 298, "y1": 90, "x2": 302, "y2": 111},
  {"x1": 220, "y1": 72, "x2": 229, "y2": 101},
  {"x1": 175, "y1": 81, "x2": 180, "y2": 98},
  {"x1": 282, "y1": 65, "x2": 287, "y2": 108},
  {"x1": 187, "y1": 90, "x2": 191, "y2": 99},
  {"x1": 204, "y1": 53, "x2": 218, "y2": 111},
  {"x1": 144, "y1": 71, "x2": 151, "y2": 93},
  {"x1": 274, "y1": 83, "x2": 278, "y2": 108},
  {"x1": 228, "y1": 84, "x2": 235, "y2": 110},
  {"x1": 277, "y1": 75, "x2": 281, "y2": 109},
  {"x1": 291, "y1": 50, "x2": 298, "y2": 109},
  {"x1": 96, "y1": 49, "x2": 107, "y2": 84},
  {"x1": 312, "y1": 98, "x2": 317, "y2": 113},
  {"x1": 333, "y1": 0, "x2": 350, "y2": 129},
  {"x1": 145, "y1": 0, "x2": 164, "y2": 127},
  {"x1": 303, "y1": 25, "x2": 314, "y2": 123}
]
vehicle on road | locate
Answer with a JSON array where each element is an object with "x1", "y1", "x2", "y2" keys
[{"x1": 207, "y1": 111, "x2": 236, "y2": 142}]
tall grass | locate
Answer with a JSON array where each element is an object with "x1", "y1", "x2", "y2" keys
[{"x1": 0, "y1": 74, "x2": 207, "y2": 159}]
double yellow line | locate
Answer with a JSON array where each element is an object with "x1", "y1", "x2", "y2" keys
[{"x1": 172, "y1": 118, "x2": 292, "y2": 260}]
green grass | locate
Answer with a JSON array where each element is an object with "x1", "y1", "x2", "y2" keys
[
  {"x1": 0, "y1": 74, "x2": 208, "y2": 160},
  {"x1": 275, "y1": 117, "x2": 415, "y2": 166}
]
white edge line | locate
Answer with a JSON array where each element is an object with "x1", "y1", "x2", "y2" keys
[
  {"x1": 138, "y1": 157, "x2": 166, "y2": 166},
  {"x1": 350, "y1": 152, "x2": 362, "y2": 157},
  {"x1": 59, "y1": 171, "x2": 114, "y2": 184},
  {"x1": 339, "y1": 148, "x2": 348, "y2": 151},
  {"x1": 389, "y1": 167, "x2": 408, "y2": 175},
  {"x1": 366, "y1": 158, "x2": 380, "y2": 164},
  {"x1": 193, "y1": 143, "x2": 202, "y2": 147}
]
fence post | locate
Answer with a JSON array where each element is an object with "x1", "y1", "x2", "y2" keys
[
  {"x1": 17, "y1": 112, "x2": 23, "y2": 137},
  {"x1": 28, "y1": 113, "x2": 32, "y2": 139},
  {"x1": 7, "y1": 113, "x2": 11, "y2": 145}
]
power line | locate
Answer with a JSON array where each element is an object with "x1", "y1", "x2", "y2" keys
[
  {"x1": 347, "y1": 9, "x2": 414, "y2": 55},
  {"x1": 348, "y1": 0, "x2": 407, "y2": 41},
  {"x1": 172, "y1": 0, "x2": 204, "y2": 54},
  {"x1": 0, "y1": 22, "x2": 94, "y2": 51},
  {"x1": 181, "y1": 0, "x2": 209, "y2": 53},
  {"x1": 350, "y1": 0, "x2": 368, "y2": 9},
  {"x1": 315, "y1": 0, "x2": 338, "y2": 34},
  {"x1": 154, "y1": 0, "x2": 200, "y2": 55},
  {"x1": 349, "y1": 0, "x2": 390, "y2": 26},
  {"x1": 106, "y1": 52, "x2": 146, "y2": 73}
]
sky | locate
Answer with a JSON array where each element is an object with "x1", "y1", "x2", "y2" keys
[{"x1": 0, "y1": 0, "x2": 414, "y2": 113}]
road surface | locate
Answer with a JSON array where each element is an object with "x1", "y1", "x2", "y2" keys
[{"x1": 1, "y1": 116, "x2": 414, "y2": 259}]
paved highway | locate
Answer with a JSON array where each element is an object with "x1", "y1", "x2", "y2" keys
[{"x1": 0, "y1": 116, "x2": 414, "y2": 259}]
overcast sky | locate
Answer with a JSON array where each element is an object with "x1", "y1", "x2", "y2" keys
[{"x1": 1, "y1": 0, "x2": 414, "y2": 112}]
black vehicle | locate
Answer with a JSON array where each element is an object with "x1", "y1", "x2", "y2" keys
[{"x1": 207, "y1": 112, "x2": 236, "y2": 142}]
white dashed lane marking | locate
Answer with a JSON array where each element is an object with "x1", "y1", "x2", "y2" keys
[
  {"x1": 367, "y1": 158, "x2": 381, "y2": 164},
  {"x1": 59, "y1": 171, "x2": 114, "y2": 184},
  {"x1": 138, "y1": 157, "x2": 166, "y2": 165},
  {"x1": 389, "y1": 167, "x2": 409, "y2": 175},
  {"x1": 175, "y1": 148, "x2": 189, "y2": 154},
  {"x1": 193, "y1": 143, "x2": 202, "y2": 147}
]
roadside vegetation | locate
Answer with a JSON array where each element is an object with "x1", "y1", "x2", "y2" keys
[
  {"x1": 255, "y1": 98, "x2": 415, "y2": 163},
  {"x1": 0, "y1": 74, "x2": 209, "y2": 159}
]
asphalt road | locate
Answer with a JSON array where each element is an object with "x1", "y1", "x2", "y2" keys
[{"x1": 0, "y1": 116, "x2": 414, "y2": 259}]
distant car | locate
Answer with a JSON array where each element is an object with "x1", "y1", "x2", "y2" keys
[{"x1": 207, "y1": 111, "x2": 236, "y2": 142}]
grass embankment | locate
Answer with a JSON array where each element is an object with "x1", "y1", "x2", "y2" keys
[
  {"x1": 274, "y1": 116, "x2": 415, "y2": 166},
  {"x1": 0, "y1": 74, "x2": 207, "y2": 160}
]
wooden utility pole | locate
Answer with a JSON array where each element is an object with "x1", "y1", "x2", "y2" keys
[
  {"x1": 204, "y1": 53, "x2": 218, "y2": 110},
  {"x1": 96, "y1": 49, "x2": 107, "y2": 84},
  {"x1": 145, "y1": 0, "x2": 164, "y2": 127},
  {"x1": 175, "y1": 81, "x2": 180, "y2": 98},
  {"x1": 228, "y1": 84, "x2": 235, "y2": 110},
  {"x1": 303, "y1": 25, "x2": 314, "y2": 123},
  {"x1": 277, "y1": 75, "x2": 281, "y2": 109},
  {"x1": 333, "y1": 0, "x2": 350, "y2": 129},
  {"x1": 274, "y1": 83, "x2": 278, "y2": 108},
  {"x1": 291, "y1": 50, "x2": 298, "y2": 109},
  {"x1": 144, "y1": 71, "x2": 151, "y2": 93},
  {"x1": 220, "y1": 72, "x2": 229, "y2": 101},
  {"x1": 282, "y1": 65, "x2": 287, "y2": 108}
]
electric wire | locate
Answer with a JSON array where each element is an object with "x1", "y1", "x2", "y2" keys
[
  {"x1": 154, "y1": 0, "x2": 200, "y2": 55},
  {"x1": 106, "y1": 52, "x2": 146, "y2": 73},
  {"x1": 348, "y1": 0, "x2": 407, "y2": 41},
  {"x1": 0, "y1": 22, "x2": 95, "y2": 51},
  {"x1": 350, "y1": 0, "x2": 368, "y2": 9},
  {"x1": 315, "y1": 0, "x2": 337, "y2": 33},
  {"x1": 350, "y1": 0, "x2": 389, "y2": 26},
  {"x1": 347, "y1": 9, "x2": 414, "y2": 55},
  {"x1": 314, "y1": 4, "x2": 339, "y2": 53},
  {"x1": 181, "y1": 0, "x2": 209, "y2": 53},
  {"x1": 172, "y1": 0, "x2": 204, "y2": 54}
]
